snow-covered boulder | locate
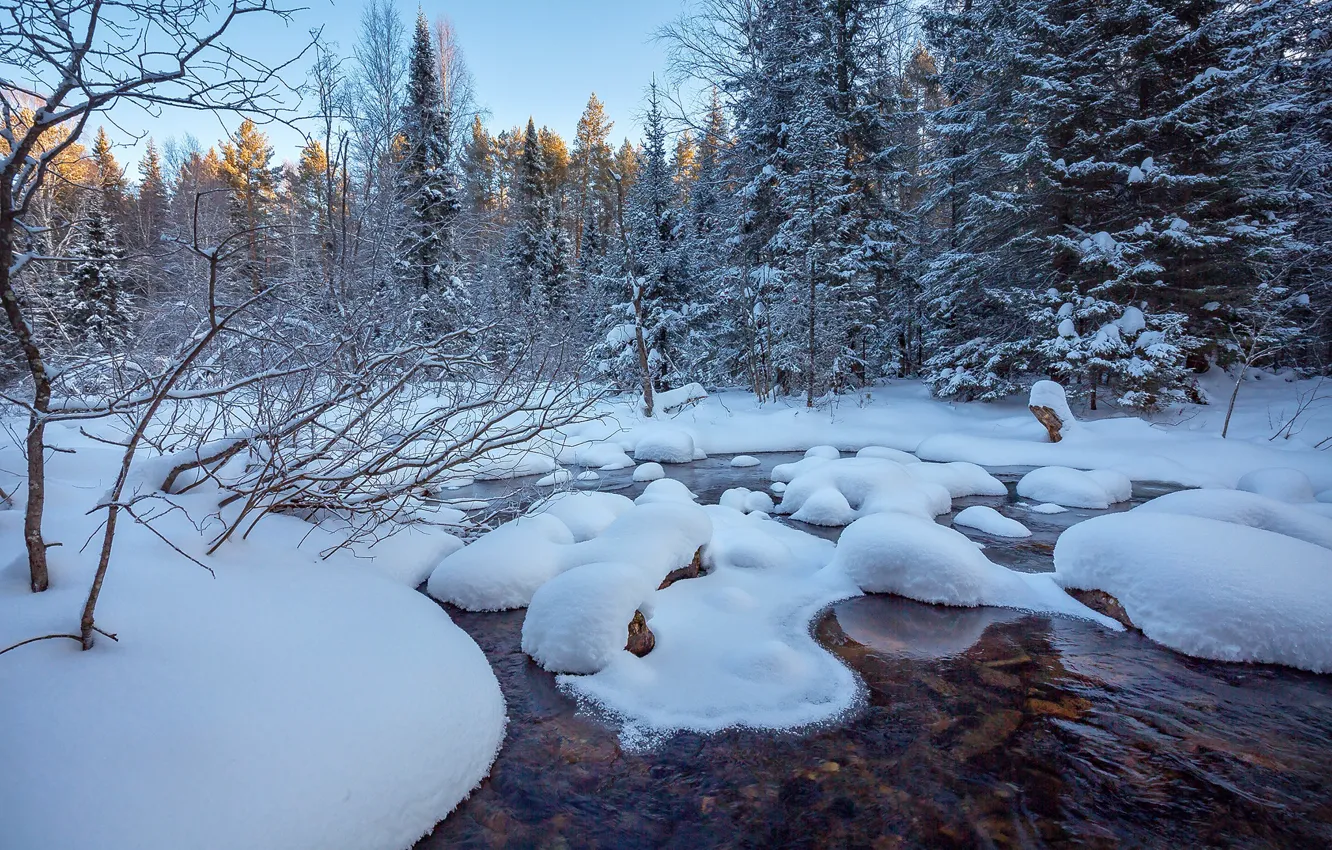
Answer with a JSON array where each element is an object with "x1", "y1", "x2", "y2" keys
[
  {"x1": 856, "y1": 446, "x2": 920, "y2": 464},
  {"x1": 804, "y1": 445, "x2": 841, "y2": 460},
  {"x1": 535, "y1": 468, "x2": 573, "y2": 487},
  {"x1": 632, "y1": 461, "x2": 665, "y2": 482},
  {"x1": 719, "y1": 487, "x2": 776, "y2": 515},
  {"x1": 570, "y1": 440, "x2": 633, "y2": 471},
  {"x1": 953, "y1": 505, "x2": 1031, "y2": 538},
  {"x1": 904, "y1": 460, "x2": 1007, "y2": 498},
  {"x1": 1028, "y1": 380, "x2": 1077, "y2": 443},
  {"x1": 565, "y1": 500, "x2": 713, "y2": 586},
  {"x1": 830, "y1": 513, "x2": 1114, "y2": 623},
  {"x1": 521, "y1": 562, "x2": 659, "y2": 674},
  {"x1": 770, "y1": 455, "x2": 833, "y2": 483},
  {"x1": 1235, "y1": 467, "x2": 1316, "y2": 504},
  {"x1": 775, "y1": 457, "x2": 951, "y2": 527},
  {"x1": 1133, "y1": 488, "x2": 1332, "y2": 550},
  {"x1": 730, "y1": 455, "x2": 762, "y2": 468},
  {"x1": 426, "y1": 514, "x2": 575, "y2": 611},
  {"x1": 576, "y1": 470, "x2": 600, "y2": 482},
  {"x1": 1016, "y1": 466, "x2": 1131, "y2": 509},
  {"x1": 635, "y1": 477, "x2": 697, "y2": 505},
  {"x1": 633, "y1": 426, "x2": 702, "y2": 464},
  {"x1": 1055, "y1": 511, "x2": 1332, "y2": 673},
  {"x1": 528, "y1": 491, "x2": 634, "y2": 542}
]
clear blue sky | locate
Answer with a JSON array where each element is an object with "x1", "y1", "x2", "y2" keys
[{"x1": 104, "y1": 0, "x2": 688, "y2": 169}]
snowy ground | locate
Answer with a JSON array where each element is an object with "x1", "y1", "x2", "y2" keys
[{"x1": 3, "y1": 370, "x2": 1331, "y2": 848}]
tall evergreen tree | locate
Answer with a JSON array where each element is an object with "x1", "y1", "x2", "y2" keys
[{"x1": 58, "y1": 193, "x2": 134, "y2": 352}]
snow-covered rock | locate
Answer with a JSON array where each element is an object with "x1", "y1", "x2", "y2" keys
[
  {"x1": 804, "y1": 445, "x2": 841, "y2": 460},
  {"x1": 1235, "y1": 467, "x2": 1316, "y2": 503},
  {"x1": 535, "y1": 468, "x2": 573, "y2": 487},
  {"x1": 528, "y1": 491, "x2": 634, "y2": 543},
  {"x1": 632, "y1": 462, "x2": 665, "y2": 482},
  {"x1": 1055, "y1": 511, "x2": 1332, "y2": 673},
  {"x1": 904, "y1": 460, "x2": 1007, "y2": 498},
  {"x1": 427, "y1": 514, "x2": 574, "y2": 611},
  {"x1": 1133, "y1": 488, "x2": 1332, "y2": 550},
  {"x1": 856, "y1": 446, "x2": 920, "y2": 464},
  {"x1": 633, "y1": 426, "x2": 701, "y2": 463},
  {"x1": 775, "y1": 457, "x2": 951, "y2": 527},
  {"x1": 1027, "y1": 502, "x2": 1069, "y2": 514},
  {"x1": 635, "y1": 477, "x2": 697, "y2": 505},
  {"x1": 1016, "y1": 466, "x2": 1131, "y2": 509},
  {"x1": 521, "y1": 562, "x2": 659, "y2": 674},
  {"x1": 730, "y1": 455, "x2": 762, "y2": 468},
  {"x1": 576, "y1": 470, "x2": 600, "y2": 481},
  {"x1": 953, "y1": 505, "x2": 1031, "y2": 538},
  {"x1": 570, "y1": 440, "x2": 633, "y2": 471},
  {"x1": 829, "y1": 513, "x2": 1115, "y2": 624},
  {"x1": 720, "y1": 487, "x2": 776, "y2": 515}
]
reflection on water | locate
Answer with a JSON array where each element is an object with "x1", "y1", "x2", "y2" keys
[{"x1": 416, "y1": 455, "x2": 1332, "y2": 848}]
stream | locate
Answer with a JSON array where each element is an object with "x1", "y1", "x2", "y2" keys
[{"x1": 416, "y1": 454, "x2": 1332, "y2": 848}]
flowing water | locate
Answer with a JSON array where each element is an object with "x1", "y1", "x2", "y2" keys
[{"x1": 416, "y1": 454, "x2": 1332, "y2": 849}]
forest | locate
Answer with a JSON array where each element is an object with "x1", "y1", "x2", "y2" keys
[{"x1": 3, "y1": 1, "x2": 1332, "y2": 849}]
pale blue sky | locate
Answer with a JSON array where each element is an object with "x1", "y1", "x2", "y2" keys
[{"x1": 103, "y1": 0, "x2": 688, "y2": 169}]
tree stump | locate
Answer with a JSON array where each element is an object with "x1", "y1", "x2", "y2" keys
[
  {"x1": 625, "y1": 610, "x2": 655, "y2": 657},
  {"x1": 1029, "y1": 405, "x2": 1065, "y2": 443}
]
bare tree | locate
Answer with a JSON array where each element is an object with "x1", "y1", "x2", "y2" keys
[{"x1": 0, "y1": 0, "x2": 311, "y2": 592}]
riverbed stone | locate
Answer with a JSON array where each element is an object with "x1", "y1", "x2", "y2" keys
[{"x1": 626, "y1": 610, "x2": 655, "y2": 657}]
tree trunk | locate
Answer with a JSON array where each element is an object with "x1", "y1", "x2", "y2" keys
[{"x1": 0, "y1": 216, "x2": 51, "y2": 592}]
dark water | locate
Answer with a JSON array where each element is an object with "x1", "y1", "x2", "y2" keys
[{"x1": 416, "y1": 455, "x2": 1332, "y2": 849}]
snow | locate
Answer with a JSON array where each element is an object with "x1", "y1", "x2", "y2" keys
[
  {"x1": 528, "y1": 491, "x2": 634, "y2": 542},
  {"x1": 560, "y1": 507, "x2": 862, "y2": 744},
  {"x1": 856, "y1": 445, "x2": 920, "y2": 463},
  {"x1": 654, "y1": 382, "x2": 708, "y2": 413},
  {"x1": 1116, "y1": 305, "x2": 1147, "y2": 336},
  {"x1": 1133, "y1": 488, "x2": 1332, "y2": 550},
  {"x1": 535, "y1": 467, "x2": 573, "y2": 486},
  {"x1": 632, "y1": 461, "x2": 665, "y2": 482},
  {"x1": 828, "y1": 513, "x2": 1116, "y2": 625},
  {"x1": 427, "y1": 514, "x2": 574, "y2": 611},
  {"x1": 567, "y1": 440, "x2": 633, "y2": 470},
  {"x1": 730, "y1": 454, "x2": 762, "y2": 467},
  {"x1": 1055, "y1": 512, "x2": 1332, "y2": 673},
  {"x1": 720, "y1": 487, "x2": 776, "y2": 515},
  {"x1": 774, "y1": 457, "x2": 952, "y2": 527},
  {"x1": 1016, "y1": 466, "x2": 1131, "y2": 509},
  {"x1": 1235, "y1": 467, "x2": 1316, "y2": 503},
  {"x1": 634, "y1": 477, "x2": 698, "y2": 505},
  {"x1": 904, "y1": 460, "x2": 1007, "y2": 498},
  {"x1": 1027, "y1": 502, "x2": 1069, "y2": 514},
  {"x1": 1028, "y1": 379, "x2": 1077, "y2": 431},
  {"x1": 804, "y1": 444, "x2": 841, "y2": 459},
  {"x1": 953, "y1": 505, "x2": 1031, "y2": 538},
  {"x1": 0, "y1": 434, "x2": 505, "y2": 850},
  {"x1": 576, "y1": 470, "x2": 600, "y2": 481},
  {"x1": 632, "y1": 425, "x2": 700, "y2": 463},
  {"x1": 521, "y1": 562, "x2": 659, "y2": 674}
]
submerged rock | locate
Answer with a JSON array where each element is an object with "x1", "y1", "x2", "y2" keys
[{"x1": 1066, "y1": 588, "x2": 1135, "y2": 629}]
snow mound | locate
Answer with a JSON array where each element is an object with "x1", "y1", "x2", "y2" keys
[
  {"x1": 828, "y1": 513, "x2": 1114, "y2": 624},
  {"x1": 427, "y1": 514, "x2": 574, "y2": 611},
  {"x1": 521, "y1": 562, "x2": 658, "y2": 674},
  {"x1": 536, "y1": 468, "x2": 573, "y2": 487},
  {"x1": 0, "y1": 557, "x2": 505, "y2": 850},
  {"x1": 905, "y1": 460, "x2": 1007, "y2": 498},
  {"x1": 632, "y1": 462, "x2": 664, "y2": 482},
  {"x1": 770, "y1": 455, "x2": 832, "y2": 483},
  {"x1": 635, "y1": 477, "x2": 698, "y2": 505},
  {"x1": 804, "y1": 445, "x2": 841, "y2": 460},
  {"x1": 633, "y1": 426, "x2": 701, "y2": 463},
  {"x1": 856, "y1": 446, "x2": 920, "y2": 464},
  {"x1": 775, "y1": 457, "x2": 952, "y2": 527},
  {"x1": 529, "y1": 491, "x2": 635, "y2": 542},
  {"x1": 655, "y1": 382, "x2": 708, "y2": 413},
  {"x1": 1133, "y1": 488, "x2": 1332, "y2": 550},
  {"x1": 730, "y1": 455, "x2": 762, "y2": 468},
  {"x1": 720, "y1": 487, "x2": 775, "y2": 515},
  {"x1": 1017, "y1": 466, "x2": 1131, "y2": 509},
  {"x1": 1027, "y1": 502, "x2": 1068, "y2": 514},
  {"x1": 1235, "y1": 467, "x2": 1316, "y2": 503},
  {"x1": 953, "y1": 505, "x2": 1031, "y2": 538},
  {"x1": 570, "y1": 440, "x2": 633, "y2": 470},
  {"x1": 469, "y1": 449, "x2": 558, "y2": 481},
  {"x1": 562, "y1": 508, "x2": 861, "y2": 742},
  {"x1": 1054, "y1": 512, "x2": 1332, "y2": 673},
  {"x1": 563, "y1": 501, "x2": 713, "y2": 586},
  {"x1": 576, "y1": 470, "x2": 600, "y2": 481}
]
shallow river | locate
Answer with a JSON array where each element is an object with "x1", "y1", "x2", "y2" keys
[{"x1": 416, "y1": 454, "x2": 1332, "y2": 848}]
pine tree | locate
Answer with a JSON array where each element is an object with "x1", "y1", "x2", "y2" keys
[
  {"x1": 502, "y1": 118, "x2": 572, "y2": 312},
  {"x1": 397, "y1": 11, "x2": 467, "y2": 334},
  {"x1": 133, "y1": 139, "x2": 168, "y2": 252},
  {"x1": 90, "y1": 127, "x2": 128, "y2": 222},
  {"x1": 58, "y1": 193, "x2": 134, "y2": 353},
  {"x1": 572, "y1": 94, "x2": 616, "y2": 258},
  {"x1": 220, "y1": 118, "x2": 277, "y2": 293}
]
